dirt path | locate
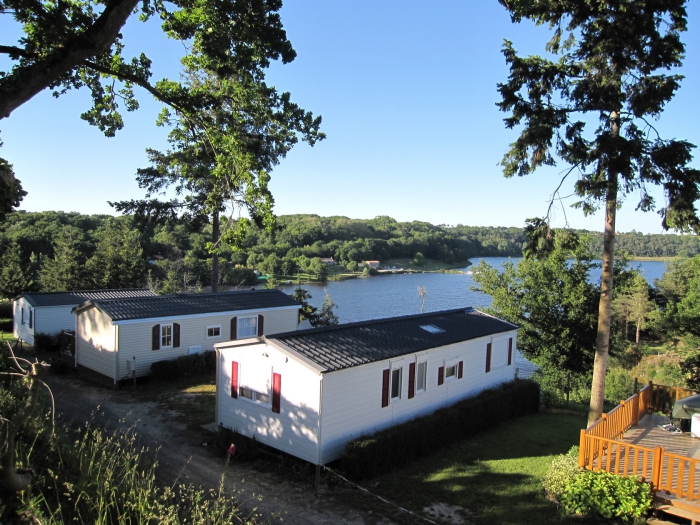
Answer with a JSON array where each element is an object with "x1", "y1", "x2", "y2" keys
[{"x1": 45, "y1": 373, "x2": 396, "y2": 525}]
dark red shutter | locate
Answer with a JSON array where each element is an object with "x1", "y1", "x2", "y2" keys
[
  {"x1": 508, "y1": 338, "x2": 513, "y2": 366},
  {"x1": 230, "y1": 317, "x2": 237, "y2": 340},
  {"x1": 152, "y1": 324, "x2": 160, "y2": 350},
  {"x1": 381, "y1": 369, "x2": 390, "y2": 407},
  {"x1": 486, "y1": 343, "x2": 492, "y2": 373},
  {"x1": 258, "y1": 314, "x2": 264, "y2": 336},
  {"x1": 408, "y1": 362, "x2": 416, "y2": 399},
  {"x1": 173, "y1": 323, "x2": 180, "y2": 348},
  {"x1": 438, "y1": 366, "x2": 444, "y2": 385},
  {"x1": 272, "y1": 373, "x2": 281, "y2": 413},
  {"x1": 458, "y1": 361, "x2": 463, "y2": 379},
  {"x1": 231, "y1": 361, "x2": 238, "y2": 398}
]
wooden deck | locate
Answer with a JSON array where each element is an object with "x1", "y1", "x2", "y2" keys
[
  {"x1": 622, "y1": 414, "x2": 700, "y2": 523},
  {"x1": 622, "y1": 414, "x2": 700, "y2": 459}
]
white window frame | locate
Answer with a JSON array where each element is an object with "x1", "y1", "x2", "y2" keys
[
  {"x1": 390, "y1": 361, "x2": 403, "y2": 402},
  {"x1": 206, "y1": 325, "x2": 221, "y2": 339},
  {"x1": 237, "y1": 316, "x2": 258, "y2": 339},
  {"x1": 161, "y1": 323, "x2": 173, "y2": 349},
  {"x1": 238, "y1": 386, "x2": 270, "y2": 406},
  {"x1": 237, "y1": 363, "x2": 271, "y2": 407},
  {"x1": 416, "y1": 354, "x2": 428, "y2": 394},
  {"x1": 444, "y1": 358, "x2": 459, "y2": 383}
]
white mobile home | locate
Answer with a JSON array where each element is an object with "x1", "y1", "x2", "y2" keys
[
  {"x1": 215, "y1": 307, "x2": 519, "y2": 465},
  {"x1": 13, "y1": 289, "x2": 156, "y2": 345},
  {"x1": 74, "y1": 290, "x2": 301, "y2": 384}
]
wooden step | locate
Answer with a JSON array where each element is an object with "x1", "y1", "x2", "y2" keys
[
  {"x1": 648, "y1": 519, "x2": 686, "y2": 525},
  {"x1": 656, "y1": 504, "x2": 700, "y2": 525}
]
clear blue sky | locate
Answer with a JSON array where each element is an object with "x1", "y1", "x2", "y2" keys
[{"x1": 2, "y1": 1, "x2": 699, "y2": 234}]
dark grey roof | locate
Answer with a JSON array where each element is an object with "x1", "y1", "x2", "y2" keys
[
  {"x1": 81, "y1": 289, "x2": 300, "y2": 321},
  {"x1": 18, "y1": 289, "x2": 156, "y2": 308},
  {"x1": 272, "y1": 308, "x2": 518, "y2": 372}
]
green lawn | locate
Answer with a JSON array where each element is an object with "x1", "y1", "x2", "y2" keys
[{"x1": 336, "y1": 413, "x2": 609, "y2": 525}]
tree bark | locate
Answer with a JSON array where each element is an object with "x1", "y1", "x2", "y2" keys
[
  {"x1": 0, "y1": 0, "x2": 139, "y2": 120},
  {"x1": 588, "y1": 112, "x2": 620, "y2": 426},
  {"x1": 211, "y1": 210, "x2": 220, "y2": 293}
]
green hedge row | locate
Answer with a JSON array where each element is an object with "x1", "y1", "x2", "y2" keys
[
  {"x1": 0, "y1": 319, "x2": 12, "y2": 332},
  {"x1": 150, "y1": 350, "x2": 217, "y2": 381},
  {"x1": 0, "y1": 301, "x2": 12, "y2": 318},
  {"x1": 340, "y1": 379, "x2": 540, "y2": 480}
]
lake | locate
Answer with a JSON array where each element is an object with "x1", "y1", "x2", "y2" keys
[
  {"x1": 269, "y1": 257, "x2": 669, "y2": 380},
  {"x1": 275, "y1": 257, "x2": 670, "y2": 324}
]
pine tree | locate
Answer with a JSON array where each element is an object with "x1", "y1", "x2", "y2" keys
[{"x1": 498, "y1": 0, "x2": 700, "y2": 424}]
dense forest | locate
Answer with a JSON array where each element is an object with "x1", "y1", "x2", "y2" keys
[{"x1": 0, "y1": 210, "x2": 698, "y2": 299}]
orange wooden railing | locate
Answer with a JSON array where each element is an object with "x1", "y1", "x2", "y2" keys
[{"x1": 578, "y1": 381, "x2": 700, "y2": 508}]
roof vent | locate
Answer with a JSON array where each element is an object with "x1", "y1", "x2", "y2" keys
[{"x1": 420, "y1": 324, "x2": 445, "y2": 334}]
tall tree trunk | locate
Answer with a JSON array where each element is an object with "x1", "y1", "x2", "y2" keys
[
  {"x1": 211, "y1": 210, "x2": 220, "y2": 293},
  {"x1": 588, "y1": 111, "x2": 620, "y2": 426}
]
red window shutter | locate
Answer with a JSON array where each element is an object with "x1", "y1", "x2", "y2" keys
[
  {"x1": 173, "y1": 323, "x2": 180, "y2": 348},
  {"x1": 381, "y1": 369, "x2": 390, "y2": 407},
  {"x1": 152, "y1": 324, "x2": 160, "y2": 350},
  {"x1": 230, "y1": 317, "x2": 237, "y2": 340},
  {"x1": 486, "y1": 343, "x2": 492, "y2": 373},
  {"x1": 257, "y1": 314, "x2": 264, "y2": 336},
  {"x1": 438, "y1": 366, "x2": 444, "y2": 386},
  {"x1": 231, "y1": 361, "x2": 238, "y2": 398},
  {"x1": 408, "y1": 362, "x2": 416, "y2": 399},
  {"x1": 458, "y1": 361, "x2": 463, "y2": 379},
  {"x1": 272, "y1": 373, "x2": 281, "y2": 413},
  {"x1": 508, "y1": 338, "x2": 513, "y2": 366}
]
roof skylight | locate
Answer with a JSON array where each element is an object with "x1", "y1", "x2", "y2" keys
[{"x1": 420, "y1": 324, "x2": 445, "y2": 334}]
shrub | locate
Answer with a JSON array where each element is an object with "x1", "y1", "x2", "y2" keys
[
  {"x1": 0, "y1": 318, "x2": 11, "y2": 332},
  {"x1": 340, "y1": 379, "x2": 539, "y2": 480},
  {"x1": 33, "y1": 332, "x2": 61, "y2": 351},
  {"x1": 0, "y1": 301, "x2": 12, "y2": 318},
  {"x1": 560, "y1": 470, "x2": 652, "y2": 523},
  {"x1": 542, "y1": 446, "x2": 582, "y2": 501},
  {"x1": 150, "y1": 350, "x2": 217, "y2": 381}
]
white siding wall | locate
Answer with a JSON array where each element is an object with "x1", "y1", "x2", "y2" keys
[
  {"x1": 13, "y1": 298, "x2": 34, "y2": 345},
  {"x1": 318, "y1": 330, "x2": 518, "y2": 463},
  {"x1": 116, "y1": 308, "x2": 299, "y2": 380},
  {"x1": 218, "y1": 344, "x2": 322, "y2": 464},
  {"x1": 35, "y1": 306, "x2": 76, "y2": 337},
  {"x1": 76, "y1": 307, "x2": 116, "y2": 380}
]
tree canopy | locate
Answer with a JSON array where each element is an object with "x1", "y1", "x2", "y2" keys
[
  {"x1": 1, "y1": 0, "x2": 318, "y2": 219},
  {"x1": 497, "y1": 0, "x2": 700, "y2": 424}
]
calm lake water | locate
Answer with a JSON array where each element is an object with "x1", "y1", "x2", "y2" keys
[
  {"x1": 275, "y1": 257, "x2": 669, "y2": 324},
  {"x1": 270, "y1": 257, "x2": 669, "y2": 380}
]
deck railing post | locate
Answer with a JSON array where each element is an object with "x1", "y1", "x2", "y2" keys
[
  {"x1": 633, "y1": 393, "x2": 640, "y2": 426},
  {"x1": 651, "y1": 446, "x2": 664, "y2": 491},
  {"x1": 579, "y1": 429, "x2": 587, "y2": 468}
]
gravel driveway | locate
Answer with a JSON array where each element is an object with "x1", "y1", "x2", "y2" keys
[{"x1": 45, "y1": 373, "x2": 397, "y2": 525}]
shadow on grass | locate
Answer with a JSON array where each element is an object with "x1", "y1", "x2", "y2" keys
[{"x1": 338, "y1": 413, "x2": 610, "y2": 525}]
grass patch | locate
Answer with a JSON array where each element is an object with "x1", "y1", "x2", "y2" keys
[
  {"x1": 336, "y1": 413, "x2": 607, "y2": 525},
  {"x1": 130, "y1": 373, "x2": 217, "y2": 429}
]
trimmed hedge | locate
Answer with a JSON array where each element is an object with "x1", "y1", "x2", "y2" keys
[
  {"x1": 340, "y1": 379, "x2": 540, "y2": 480},
  {"x1": 0, "y1": 318, "x2": 12, "y2": 332},
  {"x1": 34, "y1": 332, "x2": 61, "y2": 351},
  {"x1": 0, "y1": 301, "x2": 11, "y2": 318},
  {"x1": 150, "y1": 350, "x2": 217, "y2": 381}
]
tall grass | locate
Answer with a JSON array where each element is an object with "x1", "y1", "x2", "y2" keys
[{"x1": 11, "y1": 424, "x2": 258, "y2": 524}]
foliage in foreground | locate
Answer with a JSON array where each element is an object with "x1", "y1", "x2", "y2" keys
[
  {"x1": 542, "y1": 446, "x2": 582, "y2": 502},
  {"x1": 0, "y1": 347, "x2": 259, "y2": 524},
  {"x1": 2, "y1": 424, "x2": 257, "y2": 524},
  {"x1": 341, "y1": 379, "x2": 539, "y2": 480},
  {"x1": 560, "y1": 471, "x2": 652, "y2": 523}
]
